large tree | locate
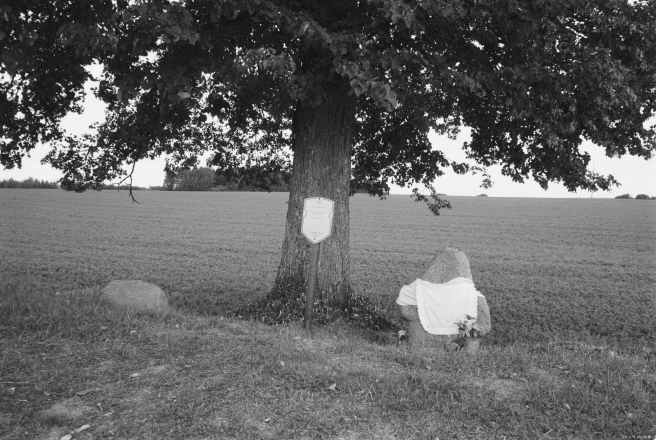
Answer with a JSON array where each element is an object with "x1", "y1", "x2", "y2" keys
[{"x1": 2, "y1": 0, "x2": 655, "y2": 307}]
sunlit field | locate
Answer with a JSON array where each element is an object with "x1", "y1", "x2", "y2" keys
[{"x1": 1, "y1": 189, "x2": 654, "y2": 345}]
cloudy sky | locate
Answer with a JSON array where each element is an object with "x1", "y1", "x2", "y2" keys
[{"x1": 2, "y1": 69, "x2": 654, "y2": 198}]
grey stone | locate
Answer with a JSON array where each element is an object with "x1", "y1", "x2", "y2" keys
[
  {"x1": 476, "y1": 296, "x2": 492, "y2": 335},
  {"x1": 101, "y1": 280, "x2": 169, "y2": 315},
  {"x1": 399, "y1": 305, "x2": 455, "y2": 348},
  {"x1": 398, "y1": 248, "x2": 491, "y2": 350},
  {"x1": 419, "y1": 247, "x2": 473, "y2": 284}
]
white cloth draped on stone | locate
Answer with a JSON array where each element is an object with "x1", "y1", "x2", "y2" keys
[{"x1": 396, "y1": 277, "x2": 484, "y2": 335}]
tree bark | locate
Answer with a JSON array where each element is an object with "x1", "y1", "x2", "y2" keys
[{"x1": 274, "y1": 79, "x2": 355, "y2": 307}]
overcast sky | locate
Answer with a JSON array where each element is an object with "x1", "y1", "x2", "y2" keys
[{"x1": 2, "y1": 68, "x2": 654, "y2": 198}]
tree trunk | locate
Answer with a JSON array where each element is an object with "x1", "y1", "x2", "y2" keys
[{"x1": 274, "y1": 79, "x2": 355, "y2": 307}]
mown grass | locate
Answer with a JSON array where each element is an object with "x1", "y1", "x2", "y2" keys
[{"x1": 1, "y1": 283, "x2": 654, "y2": 439}]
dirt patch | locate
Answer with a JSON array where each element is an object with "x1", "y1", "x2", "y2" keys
[
  {"x1": 242, "y1": 417, "x2": 275, "y2": 439},
  {"x1": 33, "y1": 427, "x2": 68, "y2": 440},
  {"x1": 142, "y1": 365, "x2": 168, "y2": 375},
  {"x1": 293, "y1": 336, "x2": 335, "y2": 352},
  {"x1": 528, "y1": 367, "x2": 565, "y2": 390},
  {"x1": 36, "y1": 397, "x2": 93, "y2": 425},
  {"x1": 0, "y1": 412, "x2": 11, "y2": 429},
  {"x1": 466, "y1": 377, "x2": 525, "y2": 401}
]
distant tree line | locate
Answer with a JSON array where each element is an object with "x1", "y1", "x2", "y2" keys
[
  {"x1": 100, "y1": 183, "x2": 148, "y2": 190},
  {"x1": 162, "y1": 167, "x2": 216, "y2": 191},
  {"x1": 0, "y1": 178, "x2": 59, "y2": 188},
  {"x1": 160, "y1": 167, "x2": 292, "y2": 192},
  {"x1": 349, "y1": 179, "x2": 389, "y2": 196},
  {"x1": 0, "y1": 177, "x2": 155, "y2": 190},
  {"x1": 615, "y1": 193, "x2": 655, "y2": 200}
]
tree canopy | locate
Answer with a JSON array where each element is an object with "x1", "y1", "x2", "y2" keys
[
  {"x1": 0, "y1": 0, "x2": 115, "y2": 172},
  {"x1": 2, "y1": 0, "x2": 654, "y2": 193}
]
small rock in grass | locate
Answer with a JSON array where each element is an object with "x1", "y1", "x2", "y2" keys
[
  {"x1": 74, "y1": 424, "x2": 91, "y2": 433},
  {"x1": 101, "y1": 280, "x2": 169, "y2": 315}
]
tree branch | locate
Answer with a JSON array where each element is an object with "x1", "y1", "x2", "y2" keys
[{"x1": 117, "y1": 161, "x2": 140, "y2": 204}]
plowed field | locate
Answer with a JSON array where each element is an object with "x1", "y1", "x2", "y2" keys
[{"x1": 1, "y1": 189, "x2": 654, "y2": 344}]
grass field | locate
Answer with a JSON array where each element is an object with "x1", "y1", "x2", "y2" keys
[
  {"x1": 1, "y1": 189, "x2": 654, "y2": 344},
  {"x1": 1, "y1": 189, "x2": 655, "y2": 439}
]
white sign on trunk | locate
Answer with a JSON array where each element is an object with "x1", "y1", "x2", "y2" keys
[{"x1": 301, "y1": 197, "x2": 334, "y2": 244}]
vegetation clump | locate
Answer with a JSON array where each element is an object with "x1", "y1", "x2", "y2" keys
[
  {"x1": 615, "y1": 193, "x2": 633, "y2": 199},
  {"x1": 635, "y1": 194, "x2": 651, "y2": 199},
  {"x1": 162, "y1": 167, "x2": 216, "y2": 191},
  {"x1": 229, "y1": 280, "x2": 402, "y2": 334}
]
